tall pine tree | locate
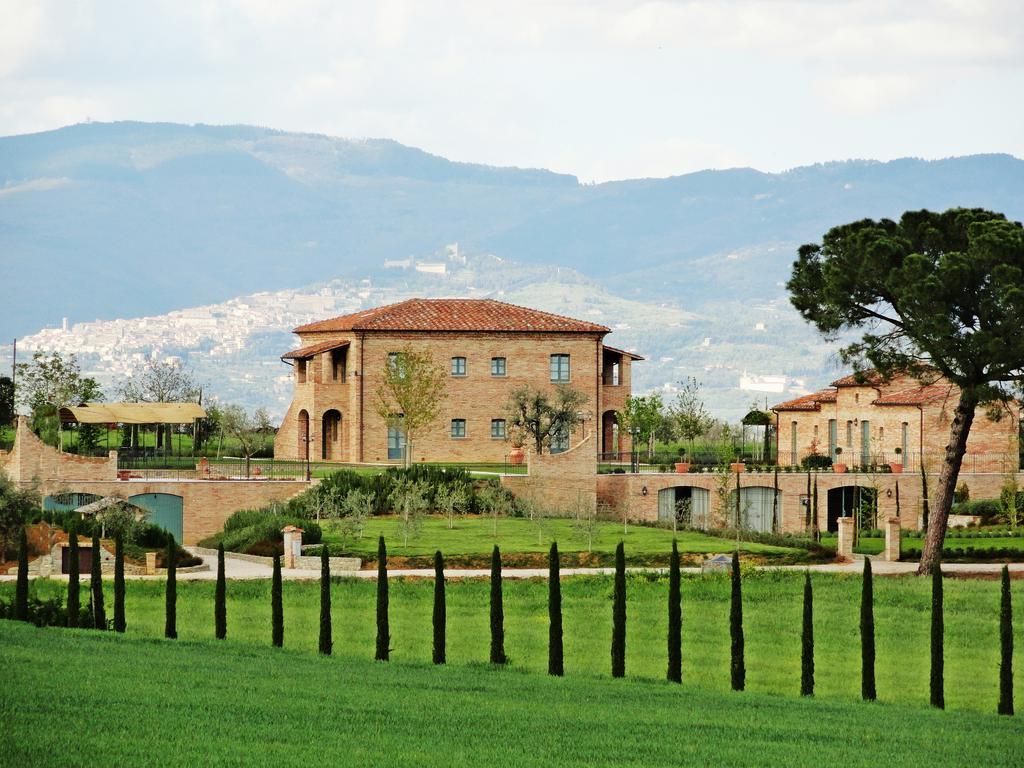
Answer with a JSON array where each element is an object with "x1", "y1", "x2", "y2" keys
[
  {"x1": 215, "y1": 543, "x2": 226, "y2": 640},
  {"x1": 861, "y1": 557, "x2": 876, "y2": 700},
  {"x1": 490, "y1": 545, "x2": 507, "y2": 665},
  {"x1": 667, "y1": 539, "x2": 681, "y2": 684},
  {"x1": 90, "y1": 529, "x2": 106, "y2": 629},
  {"x1": 548, "y1": 541, "x2": 563, "y2": 677},
  {"x1": 930, "y1": 560, "x2": 944, "y2": 709},
  {"x1": 113, "y1": 532, "x2": 126, "y2": 633},
  {"x1": 801, "y1": 571, "x2": 814, "y2": 696},
  {"x1": 998, "y1": 564, "x2": 1014, "y2": 716},
  {"x1": 611, "y1": 541, "x2": 626, "y2": 678},
  {"x1": 271, "y1": 554, "x2": 283, "y2": 647},
  {"x1": 164, "y1": 535, "x2": 177, "y2": 639},
  {"x1": 375, "y1": 536, "x2": 390, "y2": 661},
  {"x1": 730, "y1": 550, "x2": 745, "y2": 691},
  {"x1": 433, "y1": 550, "x2": 445, "y2": 665},
  {"x1": 319, "y1": 545, "x2": 332, "y2": 655},
  {"x1": 14, "y1": 526, "x2": 29, "y2": 621},
  {"x1": 67, "y1": 526, "x2": 80, "y2": 628}
]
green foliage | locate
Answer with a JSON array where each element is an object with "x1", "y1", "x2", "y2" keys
[
  {"x1": 215, "y1": 544, "x2": 226, "y2": 640},
  {"x1": 90, "y1": 530, "x2": 106, "y2": 630},
  {"x1": 0, "y1": 593, "x2": 69, "y2": 627},
  {"x1": 113, "y1": 533, "x2": 126, "y2": 633},
  {"x1": 319, "y1": 546, "x2": 331, "y2": 656},
  {"x1": 0, "y1": 472, "x2": 40, "y2": 560},
  {"x1": 611, "y1": 542, "x2": 626, "y2": 678},
  {"x1": 432, "y1": 551, "x2": 445, "y2": 665},
  {"x1": 208, "y1": 507, "x2": 321, "y2": 555},
  {"x1": 998, "y1": 565, "x2": 1014, "y2": 716},
  {"x1": 931, "y1": 562, "x2": 944, "y2": 709},
  {"x1": 271, "y1": 555, "x2": 283, "y2": 648},
  {"x1": 14, "y1": 526, "x2": 28, "y2": 621},
  {"x1": 489, "y1": 545, "x2": 506, "y2": 665},
  {"x1": 730, "y1": 550, "x2": 744, "y2": 691},
  {"x1": 0, "y1": 375, "x2": 13, "y2": 427},
  {"x1": 861, "y1": 558, "x2": 875, "y2": 700},
  {"x1": 389, "y1": 477, "x2": 427, "y2": 546},
  {"x1": 505, "y1": 383, "x2": 588, "y2": 455},
  {"x1": 164, "y1": 536, "x2": 177, "y2": 640},
  {"x1": 801, "y1": 572, "x2": 814, "y2": 697},
  {"x1": 548, "y1": 542, "x2": 563, "y2": 677},
  {"x1": 666, "y1": 540, "x2": 681, "y2": 684},
  {"x1": 800, "y1": 453, "x2": 832, "y2": 470},
  {"x1": 66, "y1": 529, "x2": 80, "y2": 628},
  {"x1": 374, "y1": 344, "x2": 448, "y2": 468},
  {"x1": 15, "y1": 351, "x2": 104, "y2": 447},
  {"x1": 375, "y1": 537, "x2": 389, "y2": 661},
  {"x1": 954, "y1": 482, "x2": 971, "y2": 504}
]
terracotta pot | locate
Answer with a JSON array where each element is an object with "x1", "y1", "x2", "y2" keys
[
  {"x1": 889, "y1": 463, "x2": 903, "y2": 474},
  {"x1": 729, "y1": 462, "x2": 746, "y2": 474},
  {"x1": 674, "y1": 462, "x2": 690, "y2": 474},
  {"x1": 508, "y1": 447, "x2": 525, "y2": 466},
  {"x1": 833, "y1": 463, "x2": 848, "y2": 474}
]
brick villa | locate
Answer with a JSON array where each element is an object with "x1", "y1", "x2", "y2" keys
[
  {"x1": 772, "y1": 371, "x2": 1021, "y2": 473},
  {"x1": 273, "y1": 298, "x2": 642, "y2": 464}
]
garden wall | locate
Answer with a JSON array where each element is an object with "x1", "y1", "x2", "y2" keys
[{"x1": 501, "y1": 431, "x2": 598, "y2": 514}]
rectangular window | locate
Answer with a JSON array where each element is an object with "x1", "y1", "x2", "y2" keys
[
  {"x1": 550, "y1": 354, "x2": 570, "y2": 382},
  {"x1": 490, "y1": 357, "x2": 506, "y2": 376},
  {"x1": 846, "y1": 420, "x2": 853, "y2": 447},
  {"x1": 491, "y1": 419, "x2": 506, "y2": 439},
  {"x1": 790, "y1": 422, "x2": 797, "y2": 464},
  {"x1": 387, "y1": 352, "x2": 399, "y2": 369},
  {"x1": 828, "y1": 419, "x2": 837, "y2": 460},
  {"x1": 297, "y1": 359, "x2": 307, "y2": 384},
  {"x1": 451, "y1": 419, "x2": 466, "y2": 438},
  {"x1": 451, "y1": 357, "x2": 467, "y2": 376},
  {"x1": 901, "y1": 422, "x2": 909, "y2": 461},
  {"x1": 387, "y1": 423, "x2": 405, "y2": 461},
  {"x1": 861, "y1": 420, "x2": 871, "y2": 466},
  {"x1": 550, "y1": 425, "x2": 569, "y2": 454}
]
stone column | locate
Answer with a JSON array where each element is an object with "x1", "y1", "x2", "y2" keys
[
  {"x1": 837, "y1": 517, "x2": 855, "y2": 560},
  {"x1": 884, "y1": 516, "x2": 902, "y2": 562},
  {"x1": 282, "y1": 526, "x2": 304, "y2": 569},
  {"x1": 145, "y1": 551, "x2": 157, "y2": 576}
]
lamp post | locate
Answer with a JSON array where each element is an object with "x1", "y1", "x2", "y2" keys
[{"x1": 301, "y1": 434, "x2": 315, "y2": 481}]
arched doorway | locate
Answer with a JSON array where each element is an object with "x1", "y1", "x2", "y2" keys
[
  {"x1": 321, "y1": 410, "x2": 342, "y2": 460},
  {"x1": 826, "y1": 486, "x2": 878, "y2": 532},
  {"x1": 128, "y1": 493, "x2": 184, "y2": 544},
  {"x1": 43, "y1": 492, "x2": 102, "y2": 513},
  {"x1": 601, "y1": 410, "x2": 620, "y2": 458},
  {"x1": 297, "y1": 410, "x2": 310, "y2": 460},
  {"x1": 727, "y1": 487, "x2": 782, "y2": 532},
  {"x1": 657, "y1": 486, "x2": 711, "y2": 529}
]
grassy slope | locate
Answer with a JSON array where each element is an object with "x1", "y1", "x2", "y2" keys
[
  {"x1": 5, "y1": 571, "x2": 1022, "y2": 713},
  {"x1": 319, "y1": 516, "x2": 794, "y2": 557},
  {"x1": 1, "y1": 621, "x2": 1021, "y2": 768}
]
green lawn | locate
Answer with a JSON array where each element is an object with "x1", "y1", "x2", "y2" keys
[
  {"x1": 1, "y1": 621, "x2": 1020, "y2": 768},
  {"x1": 319, "y1": 515, "x2": 796, "y2": 562},
  {"x1": 819, "y1": 533, "x2": 1024, "y2": 557},
  {"x1": 4, "y1": 571, "x2": 1021, "y2": 715}
]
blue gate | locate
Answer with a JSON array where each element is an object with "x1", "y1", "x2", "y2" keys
[{"x1": 128, "y1": 493, "x2": 184, "y2": 544}]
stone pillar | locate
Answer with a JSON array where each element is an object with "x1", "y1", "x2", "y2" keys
[
  {"x1": 282, "y1": 526, "x2": 304, "y2": 569},
  {"x1": 884, "y1": 516, "x2": 902, "y2": 562},
  {"x1": 145, "y1": 551, "x2": 157, "y2": 576},
  {"x1": 837, "y1": 517, "x2": 855, "y2": 560}
]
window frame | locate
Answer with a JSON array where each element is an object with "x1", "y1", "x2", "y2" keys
[
  {"x1": 451, "y1": 356, "x2": 467, "y2": 377},
  {"x1": 490, "y1": 357, "x2": 507, "y2": 377},
  {"x1": 491, "y1": 418, "x2": 506, "y2": 439},
  {"x1": 550, "y1": 353, "x2": 571, "y2": 383},
  {"x1": 451, "y1": 418, "x2": 467, "y2": 439}
]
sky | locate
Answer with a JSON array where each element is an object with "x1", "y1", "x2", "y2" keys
[{"x1": 1, "y1": 0, "x2": 1022, "y2": 182}]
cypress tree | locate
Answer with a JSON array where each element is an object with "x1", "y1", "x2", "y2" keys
[
  {"x1": 811, "y1": 478, "x2": 820, "y2": 541},
  {"x1": 113, "y1": 532, "x2": 126, "y2": 633},
  {"x1": 375, "y1": 536, "x2": 389, "y2": 661},
  {"x1": 433, "y1": 550, "x2": 445, "y2": 665},
  {"x1": 271, "y1": 553, "x2": 283, "y2": 647},
  {"x1": 611, "y1": 541, "x2": 626, "y2": 678},
  {"x1": 165, "y1": 535, "x2": 177, "y2": 639},
  {"x1": 67, "y1": 527, "x2": 80, "y2": 628},
  {"x1": 998, "y1": 564, "x2": 1014, "y2": 716},
  {"x1": 667, "y1": 539, "x2": 681, "y2": 683},
  {"x1": 861, "y1": 557, "x2": 876, "y2": 700},
  {"x1": 215, "y1": 543, "x2": 226, "y2": 640},
  {"x1": 548, "y1": 541, "x2": 563, "y2": 677},
  {"x1": 14, "y1": 526, "x2": 29, "y2": 621},
  {"x1": 801, "y1": 570, "x2": 814, "y2": 696},
  {"x1": 90, "y1": 529, "x2": 106, "y2": 629},
  {"x1": 730, "y1": 550, "x2": 745, "y2": 691},
  {"x1": 319, "y1": 545, "x2": 332, "y2": 655},
  {"x1": 930, "y1": 560, "x2": 944, "y2": 709},
  {"x1": 490, "y1": 545, "x2": 507, "y2": 665}
]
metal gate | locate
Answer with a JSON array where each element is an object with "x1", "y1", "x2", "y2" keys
[{"x1": 128, "y1": 493, "x2": 184, "y2": 544}]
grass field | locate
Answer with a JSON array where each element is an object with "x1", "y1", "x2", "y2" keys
[
  {"x1": 1, "y1": 621, "x2": 1020, "y2": 768},
  {"x1": 4, "y1": 571, "x2": 1021, "y2": 715},
  {"x1": 319, "y1": 515, "x2": 797, "y2": 561}
]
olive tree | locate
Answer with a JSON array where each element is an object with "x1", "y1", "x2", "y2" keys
[
  {"x1": 788, "y1": 208, "x2": 1024, "y2": 574},
  {"x1": 505, "y1": 384, "x2": 588, "y2": 455}
]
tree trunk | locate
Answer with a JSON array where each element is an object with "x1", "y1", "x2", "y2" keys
[{"x1": 918, "y1": 389, "x2": 978, "y2": 575}]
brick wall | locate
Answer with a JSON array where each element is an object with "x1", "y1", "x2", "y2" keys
[
  {"x1": 4, "y1": 416, "x2": 117, "y2": 484},
  {"x1": 501, "y1": 431, "x2": 598, "y2": 514}
]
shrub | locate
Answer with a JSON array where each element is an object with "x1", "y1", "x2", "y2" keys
[
  {"x1": 207, "y1": 507, "x2": 321, "y2": 554},
  {"x1": 0, "y1": 594, "x2": 69, "y2": 627},
  {"x1": 801, "y1": 454, "x2": 833, "y2": 470}
]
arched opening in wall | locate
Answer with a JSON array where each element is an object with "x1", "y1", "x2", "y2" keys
[
  {"x1": 601, "y1": 410, "x2": 621, "y2": 459},
  {"x1": 321, "y1": 410, "x2": 342, "y2": 460},
  {"x1": 826, "y1": 486, "x2": 878, "y2": 533},
  {"x1": 657, "y1": 486, "x2": 711, "y2": 529},
  {"x1": 129, "y1": 493, "x2": 184, "y2": 545},
  {"x1": 727, "y1": 486, "x2": 782, "y2": 533},
  {"x1": 297, "y1": 410, "x2": 310, "y2": 460},
  {"x1": 43, "y1": 492, "x2": 103, "y2": 513}
]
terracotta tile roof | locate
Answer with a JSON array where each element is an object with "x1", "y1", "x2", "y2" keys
[
  {"x1": 602, "y1": 344, "x2": 645, "y2": 361},
  {"x1": 294, "y1": 299, "x2": 611, "y2": 334},
  {"x1": 772, "y1": 389, "x2": 838, "y2": 412},
  {"x1": 281, "y1": 339, "x2": 351, "y2": 360},
  {"x1": 872, "y1": 383, "x2": 954, "y2": 407},
  {"x1": 830, "y1": 369, "x2": 885, "y2": 387}
]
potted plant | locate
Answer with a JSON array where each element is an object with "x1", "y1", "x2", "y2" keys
[
  {"x1": 674, "y1": 448, "x2": 690, "y2": 474},
  {"x1": 832, "y1": 447, "x2": 847, "y2": 474},
  {"x1": 729, "y1": 447, "x2": 746, "y2": 474},
  {"x1": 889, "y1": 447, "x2": 904, "y2": 474},
  {"x1": 508, "y1": 430, "x2": 526, "y2": 466}
]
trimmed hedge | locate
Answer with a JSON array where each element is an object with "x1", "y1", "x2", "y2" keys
[{"x1": 203, "y1": 508, "x2": 322, "y2": 555}]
